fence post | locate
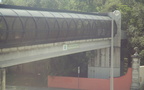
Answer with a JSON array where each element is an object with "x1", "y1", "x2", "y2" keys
[{"x1": 131, "y1": 47, "x2": 140, "y2": 90}]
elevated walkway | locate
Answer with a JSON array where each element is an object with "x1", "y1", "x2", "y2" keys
[{"x1": 0, "y1": 38, "x2": 111, "y2": 68}]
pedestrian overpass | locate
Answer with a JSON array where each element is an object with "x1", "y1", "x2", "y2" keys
[{"x1": 0, "y1": 5, "x2": 121, "y2": 90}]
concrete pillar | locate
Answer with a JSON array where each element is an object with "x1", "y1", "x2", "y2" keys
[
  {"x1": 101, "y1": 48, "x2": 109, "y2": 67},
  {"x1": 131, "y1": 47, "x2": 140, "y2": 90},
  {"x1": 113, "y1": 48, "x2": 120, "y2": 68},
  {"x1": 101, "y1": 49, "x2": 105, "y2": 67},
  {"x1": 106, "y1": 48, "x2": 110, "y2": 67},
  {"x1": 0, "y1": 68, "x2": 6, "y2": 90},
  {"x1": 96, "y1": 49, "x2": 100, "y2": 67}
]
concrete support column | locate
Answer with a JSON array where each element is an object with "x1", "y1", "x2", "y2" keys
[
  {"x1": 96, "y1": 49, "x2": 100, "y2": 67},
  {"x1": 0, "y1": 68, "x2": 6, "y2": 90},
  {"x1": 101, "y1": 49, "x2": 105, "y2": 67},
  {"x1": 106, "y1": 48, "x2": 110, "y2": 67},
  {"x1": 113, "y1": 48, "x2": 120, "y2": 68},
  {"x1": 131, "y1": 47, "x2": 140, "y2": 90},
  {"x1": 100, "y1": 48, "x2": 110, "y2": 67}
]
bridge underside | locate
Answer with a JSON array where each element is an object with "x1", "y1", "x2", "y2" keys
[{"x1": 0, "y1": 38, "x2": 111, "y2": 68}]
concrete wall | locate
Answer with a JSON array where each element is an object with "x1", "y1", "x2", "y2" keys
[
  {"x1": 88, "y1": 48, "x2": 120, "y2": 78},
  {"x1": 140, "y1": 66, "x2": 144, "y2": 89},
  {"x1": 48, "y1": 68, "x2": 132, "y2": 90},
  {"x1": 88, "y1": 67, "x2": 120, "y2": 79}
]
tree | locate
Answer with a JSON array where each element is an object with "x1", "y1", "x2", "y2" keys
[
  {"x1": 2, "y1": 0, "x2": 14, "y2": 5},
  {"x1": 126, "y1": 3, "x2": 144, "y2": 64},
  {"x1": 48, "y1": 52, "x2": 89, "y2": 77}
]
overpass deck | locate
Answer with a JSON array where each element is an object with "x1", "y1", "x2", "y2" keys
[{"x1": 0, "y1": 38, "x2": 111, "y2": 68}]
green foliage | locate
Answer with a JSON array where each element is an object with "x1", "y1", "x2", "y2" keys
[
  {"x1": 101, "y1": 0, "x2": 121, "y2": 12},
  {"x1": 117, "y1": 4, "x2": 132, "y2": 30},
  {"x1": 103, "y1": 1, "x2": 144, "y2": 65},
  {"x1": 2, "y1": 0, "x2": 14, "y2": 5},
  {"x1": 123, "y1": 58, "x2": 128, "y2": 75},
  {"x1": 48, "y1": 52, "x2": 88, "y2": 77},
  {"x1": 135, "y1": 0, "x2": 144, "y2": 4},
  {"x1": 140, "y1": 50, "x2": 144, "y2": 65},
  {"x1": 1, "y1": 0, "x2": 104, "y2": 12},
  {"x1": 126, "y1": 3, "x2": 144, "y2": 65}
]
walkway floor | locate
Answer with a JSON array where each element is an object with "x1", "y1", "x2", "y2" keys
[
  {"x1": 6, "y1": 73, "x2": 80, "y2": 90},
  {"x1": 7, "y1": 86, "x2": 80, "y2": 90}
]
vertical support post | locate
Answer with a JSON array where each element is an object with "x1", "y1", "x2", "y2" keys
[
  {"x1": 131, "y1": 47, "x2": 140, "y2": 90},
  {"x1": 0, "y1": 68, "x2": 6, "y2": 90},
  {"x1": 0, "y1": 70, "x2": 2, "y2": 90},
  {"x1": 106, "y1": 48, "x2": 110, "y2": 67},
  {"x1": 109, "y1": 10, "x2": 121, "y2": 90},
  {"x1": 110, "y1": 19, "x2": 114, "y2": 90},
  {"x1": 78, "y1": 66, "x2": 80, "y2": 89}
]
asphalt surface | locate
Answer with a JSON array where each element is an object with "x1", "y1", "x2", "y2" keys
[{"x1": 6, "y1": 86, "x2": 80, "y2": 90}]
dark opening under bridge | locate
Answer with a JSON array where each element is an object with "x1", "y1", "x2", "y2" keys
[{"x1": 0, "y1": 4, "x2": 121, "y2": 90}]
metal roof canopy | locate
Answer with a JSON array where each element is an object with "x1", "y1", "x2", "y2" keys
[
  {"x1": 0, "y1": 9, "x2": 111, "y2": 20},
  {"x1": 0, "y1": 4, "x2": 111, "y2": 20}
]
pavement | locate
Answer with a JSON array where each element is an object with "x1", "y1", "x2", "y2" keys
[{"x1": 6, "y1": 86, "x2": 80, "y2": 90}]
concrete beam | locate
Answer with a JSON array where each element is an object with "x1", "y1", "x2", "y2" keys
[{"x1": 0, "y1": 38, "x2": 111, "y2": 68}]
